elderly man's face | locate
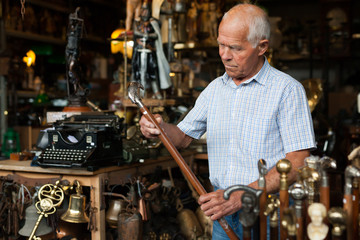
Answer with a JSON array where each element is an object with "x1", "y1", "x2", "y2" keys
[{"x1": 217, "y1": 18, "x2": 267, "y2": 84}]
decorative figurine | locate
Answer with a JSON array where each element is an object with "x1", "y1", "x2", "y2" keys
[
  {"x1": 186, "y1": 1, "x2": 199, "y2": 43},
  {"x1": 64, "y1": 7, "x2": 90, "y2": 111},
  {"x1": 207, "y1": 2, "x2": 221, "y2": 44},
  {"x1": 307, "y1": 203, "x2": 329, "y2": 240},
  {"x1": 131, "y1": 0, "x2": 172, "y2": 99},
  {"x1": 126, "y1": 0, "x2": 142, "y2": 32}
]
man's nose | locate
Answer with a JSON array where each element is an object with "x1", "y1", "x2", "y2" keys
[{"x1": 220, "y1": 47, "x2": 232, "y2": 61}]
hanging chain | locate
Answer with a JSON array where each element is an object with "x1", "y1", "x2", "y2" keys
[{"x1": 20, "y1": 0, "x2": 26, "y2": 20}]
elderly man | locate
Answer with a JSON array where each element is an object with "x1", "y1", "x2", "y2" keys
[{"x1": 139, "y1": 3, "x2": 315, "y2": 239}]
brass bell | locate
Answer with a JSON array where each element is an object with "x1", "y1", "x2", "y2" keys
[
  {"x1": 61, "y1": 193, "x2": 89, "y2": 223},
  {"x1": 106, "y1": 198, "x2": 128, "y2": 228},
  {"x1": 19, "y1": 203, "x2": 53, "y2": 237}
]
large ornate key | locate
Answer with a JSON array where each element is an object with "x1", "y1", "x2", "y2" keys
[{"x1": 28, "y1": 181, "x2": 64, "y2": 240}]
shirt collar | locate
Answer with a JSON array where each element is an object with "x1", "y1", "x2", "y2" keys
[{"x1": 221, "y1": 56, "x2": 270, "y2": 86}]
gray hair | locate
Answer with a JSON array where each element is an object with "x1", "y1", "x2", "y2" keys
[{"x1": 223, "y1": 4, "x2": 271, "y2": 48}]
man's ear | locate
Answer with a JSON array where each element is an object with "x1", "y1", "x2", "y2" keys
[{"x1": 258, "y1": 40, "x2": 269, "y2": 55}]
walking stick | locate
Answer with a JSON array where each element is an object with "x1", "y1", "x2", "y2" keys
[
  {"x1": 224, "y1": 185, "x2": 263, "y2": 240},
  {"x1": 128, "y1": 82, "x2": 239, "y2": 240},
  {"x1": 258, "y1": 159, "x2": 268, "y2": 240},
  {"x1": 299, "y1": 164, "x2": 320, "y2": 229},
  {"x1": 289, "y1": 180, "x2": 307, "y2": 240},
  {"x1": 276, "y1": 159, "x2": 291, "y2": 240},
  {"x1": 264, "y1": 194, "x2": 280, "y2": 240},
  {"x1": 348, "y1": 147, "x2": 360, "y2": 239},
  {"x1": 282, "y1": 207, "x2": 296, "y2": 240},
  {"x1": 318, "y1": 156, "x2": 336, "y2": 212},
  {"x1": 343, "y1": 165, "x2": 360, "y2": 240},
  {"x1": 327, "y1": 207, "x2": 347, "y2": 240}
]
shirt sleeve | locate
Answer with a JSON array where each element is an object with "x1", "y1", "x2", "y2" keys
[
  {"x1": 277, "y1": 82, "x2": 317, "y2": 154},
  {"x1": 177, "y1": 89, "x2": 209, "y2": 139}
]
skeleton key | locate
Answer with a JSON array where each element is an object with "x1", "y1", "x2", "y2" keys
[
  {"x1": 28, "y1": 182, "x2": 64, "y2": 240},
  {"x1": 28, "y1": 198, "x2": 57, "y2": 240}
]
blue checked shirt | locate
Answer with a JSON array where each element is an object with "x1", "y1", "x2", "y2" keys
[{"x1": 177, "y1": 59, "x2": 316, "y2": 189}]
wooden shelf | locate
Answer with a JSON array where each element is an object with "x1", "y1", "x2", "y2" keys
[
  {"x1": 6, "y1": 29, "x2": 66, "y2": 45},
  {"x1": 122, "y1": 98, "x2": 176, "y2": 107}
]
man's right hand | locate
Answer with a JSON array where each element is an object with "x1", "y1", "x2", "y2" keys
[{"x1": 139, "y1": 114, "x2": 163, "y2": 138}]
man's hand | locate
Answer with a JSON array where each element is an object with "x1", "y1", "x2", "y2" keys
[
  {"x1": 198, "y1": 189, "x2": 243, "y2": 221},
  {"x1": 139, "y1": 114, "x2": 162, "y2": 138}
]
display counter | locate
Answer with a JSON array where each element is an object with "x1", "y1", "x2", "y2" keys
[{"x1": 0, "y1": 150, "x2": 195, "y2": 239}]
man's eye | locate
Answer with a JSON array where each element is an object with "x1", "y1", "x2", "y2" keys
[{"x1": 230, "y1": 46, "x2": 241, "y2": 51}]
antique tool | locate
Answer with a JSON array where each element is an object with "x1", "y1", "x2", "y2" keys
[
  {"x1": 224, "y1": 185, "x2": 263, "y2": 240},
  {"x1": 258, "y1": 159, "x2": 268, "y2": 240},
  {"x1": 327, "y1": 207, "x2": 346, "y2": 240},
  {"x1": 317, "y1": 156, "x2": 336, "y2": 211},
  {"x1": 307, "y1": 203, "x2": 329, "y2": 240},
  {"x1": 276, "y1": 158, "x2": 292, "y2": 240},
  {"x1": 264, "y1": 194, "x2": 280, "y2": 240},
  {"x1": 281, "y1": 207, "x2": 296, "y2": 240},
  {"x1": 61, "y1": 180, "x2": 89, "y2": 223},
  {"x1": 128, "y1": 82, "x2": 239, "y2": 240},
  {"x1": 28, "y1": 181, "x2": 64, "y2": 240},
  {"x1": 289, "y1": 180, "x2": 308, "y2": 240},
  {"x1": 343, "y1": 165, "x2": 360, "y2": 240}
]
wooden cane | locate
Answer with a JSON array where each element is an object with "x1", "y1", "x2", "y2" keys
[
  {"x1": 289, "y1": 180, "x2": 307, "y2": 240},
  {"x1": 276, "y1": 159, "x2": 291, "y2": 240},
  {"x1": 224, "y1": 185, "x2": 263, "y2": 240},
  {"x1": 327, "y1": 207, "x2": 347, "y2": 240},
  {"x1": 128, "y1": 82, "x2": 239, "y2": 240},
  {"x1": 318, "y1": 156, "x2": 336, "y2": 212},
  {"x1": 348, "y1": 148, "x2": 360, "y2": 240},
  {"x1": 264, "y1": 194, "x2": 280, "y2": 240},
  {"x1": 343, "y1": 165, "x2": 360, "y2": 240},
  {"x1": 352, "y1": 178, "x2": 359, "y2": 239},
  {"x1": 282, "y1": 207, "x2": 296, "y2": 240},
  {"x1": 243, "y1": 226, "x2": 251, "y2": 240},
  {"x1": 258, "y1": 159, "x2": 268, "y2": 240}
]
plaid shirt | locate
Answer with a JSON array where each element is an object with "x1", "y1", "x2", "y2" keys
[{"x1": 178, "y1": 59, "x2": 316, "y2": 189}]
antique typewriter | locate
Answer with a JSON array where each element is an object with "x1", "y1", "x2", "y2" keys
[{"x1": 36, "y1": 113, "x2": 125, "y2": 171}]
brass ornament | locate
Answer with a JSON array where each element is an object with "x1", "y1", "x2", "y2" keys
[
  {"x1": 264, "y1": 194, "x2": 280, "y2": 228},
  {"x1": 28, "y1": 181, "x2": 64, "y2": 240},
  {"x1": 61, "y1": 180, "x2": 89, "y2": 223},
  {"x1": 281, "y1": 207, "x2": 296, "y2": 237},
  {"x1": 276, "y1": 159, "x2": 292, "y2": 191},
  {"x1": 301, "y1": 78, "x2": 323, "y2": 112},
  {"x1": 105, "y1": 194, "x2": 128, "y2": 228},
  {"x1": 176, "y1": 209, "x2": 203, "y2": 239},
  {"x1": 327, "y1": 207, "x2": 346, "y2": 237}
]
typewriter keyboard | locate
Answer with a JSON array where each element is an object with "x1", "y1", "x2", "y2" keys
[{"x1": 38, "y1": 148, "x2": 94, "y2": 164}]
